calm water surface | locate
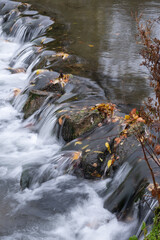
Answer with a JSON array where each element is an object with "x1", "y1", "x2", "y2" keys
[{"x1": 19, "y1": 0, "x2": 160, "y2": 107}]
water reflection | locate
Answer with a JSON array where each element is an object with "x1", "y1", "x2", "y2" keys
[{"x1": 18, "y1": 0, "x2": 160, "y2": 108}]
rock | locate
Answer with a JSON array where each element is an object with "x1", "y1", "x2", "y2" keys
[
  {"x1": 27, "y1": 70, "x2": 64, "y2": 93},
  {"x1": 58, "y1": 108, "x2": 106, "y2": 142},
  {"x1": 23, "y1": 89, "x2": 60, "y2": 119},
  {"x1": 22, "y1": 70, "x2": 69, "y2": 119},
  {"x1": 62, "y1": 119, "x2": 122, "y2": 178}
]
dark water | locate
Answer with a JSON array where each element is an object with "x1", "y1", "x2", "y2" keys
[{"x1": 18, "y1": 0, "x2": 160, "y2": 108}]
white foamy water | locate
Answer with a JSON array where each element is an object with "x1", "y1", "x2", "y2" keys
[{"x1": 0, "y1": 11, "x2": 136, "y2": 240}]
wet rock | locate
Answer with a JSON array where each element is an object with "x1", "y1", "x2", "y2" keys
[
  {"x1": 27, "y1": 70, "x2": 64, "y2": 93},
  {"x1": 22, "y1": 70, "x2": 68, "y2": 119},
  {"x1": 62, "y1": 120, "x2": 122, "y2": 178},
  {"x1": 23, "y1": 89, "x2": 59, "y2": 119},
  {"x1": 58, "y1": 108, "x2": 106, "y2": 142},
  {"x1": 20, "y1": 167, "x2": 37, "y2": 190}
]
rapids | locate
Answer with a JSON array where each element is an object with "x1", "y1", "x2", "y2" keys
[{"x1": 0, "y1": 1, "x2": 156, "y2": 239}]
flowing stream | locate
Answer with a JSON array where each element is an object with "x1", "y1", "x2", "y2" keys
[{"x1": 0, "y1": 1, "x2": 158, "y2": 239}]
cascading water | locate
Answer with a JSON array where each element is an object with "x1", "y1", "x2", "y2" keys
[{"x1": 0, "y1": 1, "x2": 155, "y2": 239}]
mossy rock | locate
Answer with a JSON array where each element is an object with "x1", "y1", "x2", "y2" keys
[
  {"x1": 144, "y1": 207, "x2": 160, "y2": 240},
  {"x1": 60, "y1": 109, "x2": 105, "y2": 142},
  {"x1": 27, "y1": 70, "x2": 64, "y2": 94},
  {"x1": 23, "y1": 90, "x2": 59, "y2": 119},
  {"x1": 62, "y1": 121, "x2": 121, "y2": 179}
]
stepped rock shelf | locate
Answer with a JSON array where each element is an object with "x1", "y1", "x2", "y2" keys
[{"x1": 0, "y1": 1, "x2": 158, "y2": 239}]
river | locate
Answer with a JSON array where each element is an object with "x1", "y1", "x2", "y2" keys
[{"x1": 0, "y1": 0, "x2": 159, "y2": 239}]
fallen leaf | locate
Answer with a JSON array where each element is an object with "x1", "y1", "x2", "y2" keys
[
  {"x1": 137, "y1": 117, "x2": 145, "y2": 123},
  {"x1": 115, "y1": 137, "x2": 121, "y2": 145},
  {"x1": 125, "y1": 115, "x2": 130, "y2": 120},
  {"x1": 75, "y1": 141, "x2": 82, "y2": 146},
  {"x1": 13, "y1": 88, "x2": 21, "y2": 96},
  {"x1": 72, "y1": 151, "x2": 82, "y2": 161},
  {"x1": 36, "y1": 69, "x2": 46, "y2": 75},
  {"x1": 85, "y1": 149, "x2": 91, "y2": 152},
  {"x1": 154, "y1": 145, "x2": 160, "y2": 155},
  {"x1": 92, "y1": 163, "x2": 97, "y2": 168},
  {"x1": 41, "y1": 38, "x2": 46, "y2": 44},
  {"x1": 105, "y1": 142, "x2": 111, "y2": 153},
  {"x1": 88, "y1": 44, "x2": 94, "y2": 47},
  {"x1": 93, "y1": 151, "x2": 104, "y2": 154},
  {"x1": 130, "y1": 108, "x2": 137, "y2": 116},
  {"x1": 58, "y1": 116, "x2": 63, "y2": 125},
  {"x1": 82, "y1": 145, "x2": 89, "y2": 150},
  {"x1": 107, "y1": 160, "x2": 112, "y2": 168}
]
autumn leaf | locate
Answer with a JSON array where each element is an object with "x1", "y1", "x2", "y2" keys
[
  {"x1": 91, "y1": 171, "x2": 101, "y2": 178},
  {"x1": 82, "y1": 145, "x2": 89, "y2": 150},
  {"x1": 92, "y1": 163, "x2": 97, "y2": 168},
  {"x1": 75, "y1": 141, "x2": 82, "y2": 146},
  {"x1": 58, "y1": 116, "x2": 63, "y2": 125},
  {"x1": 130, "y1": 108, "x2": 137, "y2": 116},
  {"x1": 115, "y1": 137, "x2": 121, "y2": 145},
  {"x1": 36, "y1": 69, "x2": 46, "y2": 75},
  {"x1": 13, "y1": 88, "x2": 21, "y2": 96},
  {"x1": 154, "y1": 144, "x2": 160, "y2": 155},
  {"x1": 54, "y1": 52, "x2": 69, "y2": 59},
  {"x1": 107, "y1": 160, "x2": 112, "y2": 168},
  {"x1": 85, "y1": 149, "x2": 91, "y2": 152},
  {"x1": 124, "y1": 115, "x2": 130, "y2": 120},
  {"x1": 41, "y1": 38, "x2": 46, "y2": 44},
  {"x1": 105, "y1": 142, "x2": 111, "y2": 153},
  {"x1": 72, "y1": 151, "x2": 82, "y2": 161},
  {"x1": 93, "y1": 151, "x2": 104, "y2": 154},
  {"x1": 88, "y1": 44, "x2": 94, "y2": 48},
  {"x1": 136, "y1": 117, "x2": 145, "y2": 123}
]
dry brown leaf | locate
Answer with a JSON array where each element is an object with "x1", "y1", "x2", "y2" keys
[
  {"x1": 58, "y1": 116, "x2": 63, "y2": 125},
  {"x1": 92, "y1": 163, "x2": 97, "y2": 168},
  {"x1": 137, "y1": 117, "x2": 145, "y2": 123},
  {"x1": 154, "y1": 144, "x2": 160, "y2": 155},
  {"x1": 130, "y1": 108, "x2": 137, "y2": 116},
  {"x1": 72, "y1": 151, "x2": 82, "y2": 161},
  {"x1": 13, "y1": 88, "x2": 21, "y2": 96},
  {"x1": 115, "y1": 137, "x2": 121, "y2": 145}
]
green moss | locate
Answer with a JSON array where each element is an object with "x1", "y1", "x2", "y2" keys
[
  {"x1": 144, "y1": 207, "x2": 160, "y2": 240},
  {"x1": 61, "y1": 109, "x2": 105, "y2": 142}
]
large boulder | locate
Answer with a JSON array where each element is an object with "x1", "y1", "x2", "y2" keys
[
  {"x1": 23, "y1": 89, "x2": 59, "y2": 119},
  {"x1": 22, "y1": 70, "x2": 69, "y2": 118}
]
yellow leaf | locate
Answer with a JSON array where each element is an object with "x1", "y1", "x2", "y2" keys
[
  {"x1": 72, "y1": 151, "x2": 82, "y2": 161},
  {"x1": 82, "y1": 145, "x2": 89, "y2": 150},
  {"x1": 88, "y1": 44, "x2": 94, "y2": 48},
  {"x1": 107, "y1": 160, "x2": 112, "y2": 168},
  {"x1": 85, "y1": 149, "x2": 91, "y2": 152},
  {"x1": 56, "y1": 52, "x2": 69, "y2": 59},
  {"x1": 75, "y1": 141, "x2": 82, "y2": 146},
  {"x1": 105, "y1": 142, "x2": 111, "y2": 153},
  {"x1": 125, "y1": 115, "x2": 130, "y2": 120},
  {"x1": 36, "y1": 69, "x2": 46, "y2": 75},
  {"x1": 41, "y1": 38, "x2": 46, "y2": 44},
  {"x1": 48, "y1": 26, "x2": 53, "y2": 31},
  {"x1": 93, "y1": 151, "x2": 104, "y2": 154}
]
